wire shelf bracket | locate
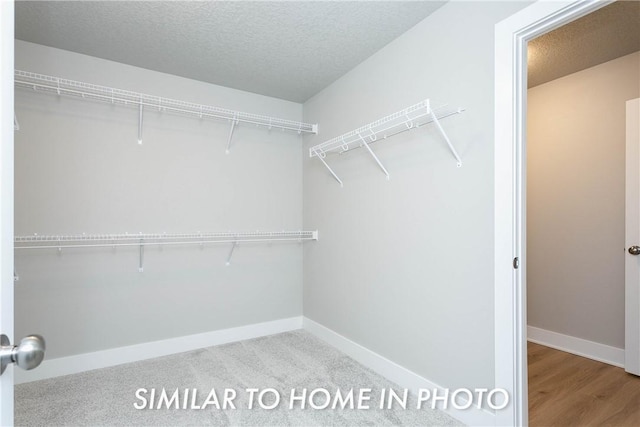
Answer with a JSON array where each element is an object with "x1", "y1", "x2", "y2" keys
[
  {"x1": 309, "y1": 99, "x2": 464, "y2": 186},
  {"x1": 311, "y1": 148, "x2": 343, "y2": 187},
  {"x1": 138, "y1": 103, "x2": 144, "y2": 145},
  {"x1": 226, "y1": 241, "x2": 238, "y2": 266},
  {"x1": 15, "y1": 230, "x2": 318, "y2": 272},
  {"x1": 357, "y1": 132, "x2": 389, "y2": 180},
  {"x1": 14, "y1": 70, "x2": 318, "y2": 146},
  {"x1": 226, "y1": 114, "x2": 239, "y2": 154}
]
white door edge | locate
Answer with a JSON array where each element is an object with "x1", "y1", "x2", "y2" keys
[{"x1": 625, "y1": 98, "x2": 640, "y2": 376}]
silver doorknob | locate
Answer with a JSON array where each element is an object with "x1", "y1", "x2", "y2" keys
[
  {"x1": 629, "y1": 246, "x2": 640, "y2": 255},
  {"x1": 0, "y1": 334, "x2": 46, "y2": 375}
]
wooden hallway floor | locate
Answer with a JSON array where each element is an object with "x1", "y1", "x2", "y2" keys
[{"x1": 528, "y1": 342, "x2": 640, "y2": 426}]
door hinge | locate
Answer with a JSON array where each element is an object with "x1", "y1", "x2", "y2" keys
[{"x1": 513, "y1": 257, "x2": 519, "y2": 269}]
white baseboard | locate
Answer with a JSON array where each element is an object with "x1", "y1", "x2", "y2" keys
[
  {"x1": 15, "y1": 316, "x2": 303, "y2": 384},
  {"x1": 527, "y1": 325, "x2": 624, "y2": 368},
  {"x1": 303, "y1": 317, "x2": 495, "y2": 427}
]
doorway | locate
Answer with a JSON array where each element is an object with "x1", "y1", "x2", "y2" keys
[
  {"x1": 495, "y1": 0, "x2": 640, "y2": 425},
  {"x1": 526, "y1": 3, "x2": 640, "y2": 423}
]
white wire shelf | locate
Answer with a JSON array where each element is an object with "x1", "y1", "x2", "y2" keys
[
  {"x1": 15, "y1": 230, "x2": 318, "y2": 271},
  {"x1": 14, "y1": 230, "x2": 318, "y2": 247},
  {"x1": 14, "y1": 70, "x2": 318, "y2": 150},
  {"x1": 309, "y1": 99, "x2": 464, "y2": 186}
]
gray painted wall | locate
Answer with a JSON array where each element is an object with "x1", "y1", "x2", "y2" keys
[
  {"x1": 527, "y1": 52, "x2": 640, "y2": 348},
  {"x1": 14, "y1": 41, "x2": 304, "y2": 359},
  {"x1": 302, "y1": 1, "x2": 529, "y2": 391}
]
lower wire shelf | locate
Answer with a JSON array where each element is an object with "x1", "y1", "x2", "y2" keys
[{"x1": 14, "y1": 230, "x2": 318, "y2": 272}]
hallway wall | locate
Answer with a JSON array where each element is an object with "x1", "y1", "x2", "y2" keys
[{"x1": 527, "y1": 51, "x2": 640, "y2": 348}]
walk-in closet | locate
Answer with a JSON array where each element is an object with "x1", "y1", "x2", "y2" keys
[{"x1": 0, "y1": 1, "x2": 554, "y2": 426}]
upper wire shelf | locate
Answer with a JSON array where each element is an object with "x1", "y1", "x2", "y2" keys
[
  {"x1": 309, "y1": 99, "x2": 464, "y2": 186},
  {"x1": 15, "y1": 230, "x2": 318, "y2": 271},
  {"x1": 14, "y1": 70, "x2": 318, "y2": 149}
]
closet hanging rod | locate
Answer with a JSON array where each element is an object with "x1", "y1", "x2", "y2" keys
[
  {"x1": 14, "y1": 70, "x2": 318, "y2": 135},
  {"x1": 14, "y1": 231, "x2": 318, "y2": 249}
]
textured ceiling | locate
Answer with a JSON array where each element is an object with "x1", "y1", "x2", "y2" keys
[
  {"x1": 15, "y1": 1, "x2": 445, "y2": 103},
  {"x1": 528, "y1": 0, "x2": 640, "y2": 88}
]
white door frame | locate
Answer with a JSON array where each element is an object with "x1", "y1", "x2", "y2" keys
[
  {"x1": 0, "y1": 0, "x2": 15, "y2": 425},
  {"x1": 494, "y1": 0, "x2": 612, "y2": 425}
]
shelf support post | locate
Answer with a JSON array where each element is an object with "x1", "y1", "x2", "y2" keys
[
  {"x1": 357, "y1": 132, "x2": 390, "y2": 180},
  {"x1": 226, "y1": 114, "x2": 239, "y2": 154},
  {"x1": 225, "y1": 241, "x2": 237, "y2": 266},
  {"x1": 313, "y1": 149, "x2": 343, "y2": 187},
  {"x1": 429, "y1": 109, "x2": 462, "y2": 167},
  {"x1": 138, "y1": 237, "x2": 144, "y2": 273},
  {"x1": 138, "y1": 103, "x2": 144, "y2": 145}
]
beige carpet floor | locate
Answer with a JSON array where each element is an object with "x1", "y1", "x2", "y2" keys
[{"x1": 15, "y1": 330, "x2": 461, "y2": 426}]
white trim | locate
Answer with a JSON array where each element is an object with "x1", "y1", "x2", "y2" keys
[
  {"x1": 0, "y1": 1, "x2": 15, "y2": 425},
  {"x1": 15, "y1": 316, "x2": 302, "y2": 384},
  {"x1": 494, "y1": 1, "x2": 614, "y2": 425},
  {"x1": 303, "y1": 317, "x2": 495, "y2": 427},
  {"x1": 527, "y1": 326, "x2": 624, "y2": 368}
]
